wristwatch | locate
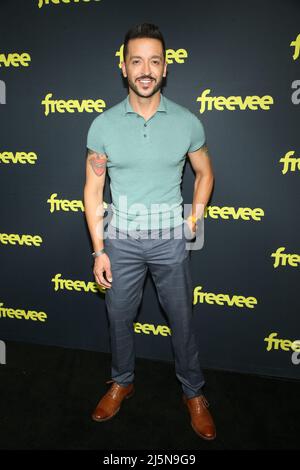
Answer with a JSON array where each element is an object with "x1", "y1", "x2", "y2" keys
[{"x1": 92, "y1": 248, "x2": 105, "y2": 258}]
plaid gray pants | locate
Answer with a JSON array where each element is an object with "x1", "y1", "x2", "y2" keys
[{"x1": 103, "y1": 221, "x2": 205, "y2": 398}]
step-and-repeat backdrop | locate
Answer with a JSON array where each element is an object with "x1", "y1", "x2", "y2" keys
[{"x1": 0, "y1": 0, "x2": 299, "y2": 379}]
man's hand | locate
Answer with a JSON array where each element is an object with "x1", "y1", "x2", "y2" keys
[
  {"x1": 184, "y1": 218, "x2": 197, "y2": 239},
  {"x1": 187, "y1": 217, "x2": 197, "y2": 234},
  {"x1": 93, "y1": 253, "x2": 113, "y2": 289}
]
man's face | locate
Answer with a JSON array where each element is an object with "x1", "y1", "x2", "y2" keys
[{"x1": 121, "y1": 38, "x2": 167, "y2": 98}]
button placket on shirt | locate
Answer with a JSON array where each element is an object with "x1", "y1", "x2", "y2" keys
[
  {"x1": 141, "y1": 118, "x2": 150, "y2": 140},
  {"x1": 136, "y1": 113, "x2": 156, "y2": 141},
  {"x1": 135, "y1": 115, "x2": 151, "y2": 237}
]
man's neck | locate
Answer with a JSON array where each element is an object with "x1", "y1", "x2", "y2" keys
[{"x1": 128, "y1": 91, "x2": 161, "y2": 119}]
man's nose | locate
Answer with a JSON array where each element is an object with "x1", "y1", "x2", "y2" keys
[{"x1": 142, "y1": 62, "x2": 151, "y2": 75}]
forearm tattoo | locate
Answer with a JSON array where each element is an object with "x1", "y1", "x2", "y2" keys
[{"x1": 87, "y1": 149, "x2": 107, "y2": 176}]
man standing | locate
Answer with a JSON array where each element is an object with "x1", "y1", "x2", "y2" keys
[{"x1": 84, "y1": 23, "x2": 216, "y2": 440}]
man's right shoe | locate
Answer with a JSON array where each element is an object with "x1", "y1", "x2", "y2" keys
[{"x1": 91, "y1": 379, "x2": 134, "y2": 422}]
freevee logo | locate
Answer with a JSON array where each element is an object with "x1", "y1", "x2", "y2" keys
[
  {"x1": 280, "y1": 150, "x2": 300, "y2": 174},
  {"x1": 116, "y1": 44, "x2": 188, "y2": 68},
  {"x1": 271, "y1": 247, "x2": 300, "y2": 268},
  {"x1": 47, "y1": 193, "x2": 85, "y2": 212},
  {"x1": 47, "y1": 193, "x2": 109, "y2": 212},
  {"x1": 0, "y1": 151, "x2": 37, "y2": 164},
  {"x1": 0, "y1": 302, "x2": 47, "y2": 322},
  {"x1": 196, "y1": 89, "x2": 274, "y2": 113},
  {"x1": 0, "y1": 52, "x2": 31, "y2": 68},
  {"x1": 52, "y1": 273, "x2": 106, "y2": 294},
  {"x1": 291, "y1": 33, "x2": 300, "y2": 61},
  {"x1": 204, "y1": 205, "x2": 264, "y2": 221},
  {"x1": 264, "y1": 332, "x2": 300, "y2": 352},
  {"x1": 0, "y1": 233, "x2": 42, "y2": 247},
  {"x1": 134, "y1": 322, "x2": 171, "y2": 337},
  {"x1": 38, "y1": 0, "x2": 102, "y2": 7},
  {"x1": 41, "y1": 93, "x2": 106, "y2": 116},
  {"x1": 193, "y1": 286, "x2": 257, "y2": 309}
]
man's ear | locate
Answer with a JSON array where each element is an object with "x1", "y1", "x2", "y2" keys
[
  {"x1": 121, "y1": 61, "x2": 127, "y2": 78},
  {"x1": 163, "y1": 60, "x2": 168, "y2": 77}
]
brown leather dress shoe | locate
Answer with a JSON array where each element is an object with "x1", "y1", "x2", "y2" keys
[
  {"x1": 91, "y1": 379, "x2": 135, "y2": 422},
  {"x1": 183, "y1": 394, "x2": 216, "y2": 440}
]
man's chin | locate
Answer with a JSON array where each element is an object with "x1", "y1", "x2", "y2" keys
[
  {"x1": 138, "y1": 90, "x2": 157, "y2": 98},
  {"x1": 131, "y1": 85, "x2": 161, "y2": 98}
]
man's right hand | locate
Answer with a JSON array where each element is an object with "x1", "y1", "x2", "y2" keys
[{"x1": 93, "y1": 253, "x2": 113, "y2": 289}]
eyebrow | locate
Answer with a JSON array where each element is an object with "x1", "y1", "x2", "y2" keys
[{"x1": 130, "y1": 55, "x2": 162, "y2": 60}]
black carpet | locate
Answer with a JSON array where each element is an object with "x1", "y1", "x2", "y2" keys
[{"x1": 0, "y1": 340, "x2": 299, "y2": 451}]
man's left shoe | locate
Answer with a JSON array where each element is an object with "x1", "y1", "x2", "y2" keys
[{"x1": 183, "y1": 394, "x2": 216, "y2": 440}]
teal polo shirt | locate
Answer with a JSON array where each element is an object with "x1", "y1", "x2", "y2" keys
[{"x1": 86, "y1": 93, "x2": 206, "y2": 231}]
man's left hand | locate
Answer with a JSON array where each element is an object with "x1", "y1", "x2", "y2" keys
[{"x1": 185, "y1": 217, "x2": 197, "y2": 239}]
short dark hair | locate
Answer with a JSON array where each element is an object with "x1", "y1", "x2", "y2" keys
[{"x1": 123, "y1": 23, "x2": 166, "y2": 63}]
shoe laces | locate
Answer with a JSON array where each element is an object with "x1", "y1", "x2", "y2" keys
[
  {"x1": 193, "y1": 395, "x2": 210, "y2": 413},
  {"x1": 105, "y1": 379, "x2": 121, "y2": 400}
]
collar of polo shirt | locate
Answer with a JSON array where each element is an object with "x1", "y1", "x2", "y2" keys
[{"x1": 124, "y1": 93, "x2": 168, "y2": 115}]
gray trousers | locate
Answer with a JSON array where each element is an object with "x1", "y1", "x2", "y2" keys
[{"x1": 104, "y1": 221, "x2": 205, "y2": 398}]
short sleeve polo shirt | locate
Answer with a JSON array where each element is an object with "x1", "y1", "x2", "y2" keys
[{"x1": 86, "y1": 93, "x2": 206, "y2": 231}]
